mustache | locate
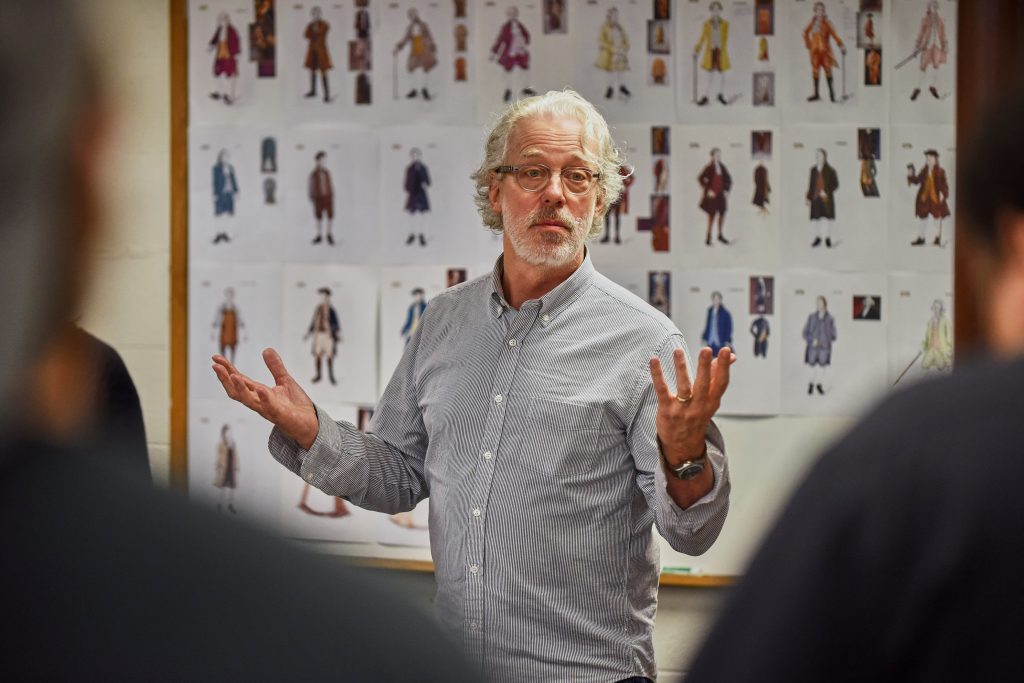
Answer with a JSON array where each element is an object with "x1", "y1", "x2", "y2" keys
[{"x1": 530, "y1": 207, "x2": 578, "y2": 230}]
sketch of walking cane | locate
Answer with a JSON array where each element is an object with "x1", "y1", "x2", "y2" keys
[
  {"x1": 894, "y1": 47, "x2": 922, "y2": 70},
  {"x1": 392, "y1": 49, "x2": 399, "y2": 100},
  {"x1": 840, "y1": 49, "x2": 851, "y2": 101},
  {"x1": 893, "y1": 350, "x2": 923, "y2": 386},
  {"x1": 692, "y1": 52, "x2": 698, "y2": 103}
]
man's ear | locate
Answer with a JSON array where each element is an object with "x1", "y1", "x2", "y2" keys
[{"x1": 488, "y1": 175, "x2": 502, "y2": 215}]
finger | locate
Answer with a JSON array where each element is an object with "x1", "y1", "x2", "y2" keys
[
  {"x1": 711, "y1": 347, "x2": 733, "y2": 397},
  {"x1": 648, "y1": 357, "x2": 672, "y2": 404},
  {"x1": 253, "y1": 382, "x2": 279, "y2": 420},
  {"x1": 692, "y1": 347, "x2": 713, "y2": 399},
  {"x1": 212, "y1": 354, "x2": 239, "y2": 376},
  {"x1": 673, "y1": 348, "x2": 694, "y2": 399},
  {"x1": 212, "y1": 364, "x2": 240, "y2": 400},
  {"x1": 262, "y1": 348, "x2": 293, "y2": 386},
  {"x1": 230, "y1": 374, "x2": 264, "y2": 413}
]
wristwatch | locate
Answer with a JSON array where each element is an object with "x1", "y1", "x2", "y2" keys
[{"x1": 664, "y1": 453, "x2": 707, "y2": 481}]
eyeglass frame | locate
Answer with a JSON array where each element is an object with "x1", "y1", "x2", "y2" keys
[{"x1": 493, "y1": 163, "x2": 602, "y2": 195}]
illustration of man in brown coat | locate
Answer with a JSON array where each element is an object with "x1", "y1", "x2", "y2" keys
[
  {"x1": 304, "y1": 6, "x2": 332, "y2": 102},
  {"x1": 698, "y1": 148, "x2": 732, "y2": 245},
  {"x1": 907, "y1": 149, "x2": 950, "y2": 246},
  {"x1": 214, "y1": 424, "x2": 239, "y2": 514},
  {"x1": 309, "y1": 151, "x2": 334, "y2": 245}
]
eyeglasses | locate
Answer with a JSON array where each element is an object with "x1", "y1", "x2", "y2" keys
[{"x1": 494, "y1": 163, "x2": 601, "y2": 195}]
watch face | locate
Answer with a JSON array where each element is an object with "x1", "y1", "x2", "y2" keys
[{"x1": 676, "y1": 462, "x2": 705, "y2": 480}]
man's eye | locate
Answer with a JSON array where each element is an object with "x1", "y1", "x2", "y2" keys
[
  {"x1": 566, "y1": 170, "x2": 588, "y2": 183},
  {"x1": 523, "y1": 168, "x2": 544, "y2": 179}
]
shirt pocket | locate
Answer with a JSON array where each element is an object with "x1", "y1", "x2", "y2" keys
[{"x1": 516, "y1": 398, "x2": 603, "y2": 478}]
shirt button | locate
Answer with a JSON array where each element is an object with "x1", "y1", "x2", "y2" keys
[
  {"x1": 508, "y1": 339, "x2": 517, "y2": 347},
  {"x1": 470, "y1": 621, "x2": 479, "y2": 631},
  {"x1": 542, "y1": 314, "x2": 550, "y2": 322},
  {"x1": 472, "y1": 508, "x2": 481, "y2": 517},
  {"x1": 305, "y1": 472, "x2": 315, "y2": 483},
  {"x1": 470, "y1": 564, "x2": 480, "y2": 574},
  {"x1": 483, "y1": 451, "x2": 493, "y2": 460},
  {"x1": 494, "y1": 394, "x2": 503, "y2": 403}
]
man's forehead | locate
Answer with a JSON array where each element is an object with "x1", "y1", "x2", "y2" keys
[{"x1": 508, "y1": 115, "x2": 597, "y2": 160}]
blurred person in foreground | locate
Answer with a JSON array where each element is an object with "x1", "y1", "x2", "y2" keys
[
  {"x1": 688, "y1": 92, "x2": 1024, "y2": 682},
  {"x1": 0, "y1": 3, "x2": 468, "y2": 680}
]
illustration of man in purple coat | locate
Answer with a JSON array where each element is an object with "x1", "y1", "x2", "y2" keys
[
  {"x1": 490, "y1": 6, "x2": 535, "y2": 103},
  {"x1": 404, "y1": 147, "x2": 431, "y2": 246},
  {"x1": 802, "y1": 295, "x2": 837, "y2": 396}
]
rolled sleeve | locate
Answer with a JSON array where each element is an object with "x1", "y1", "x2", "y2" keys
[{"x1": 628, "y1": 334, "x2": 731, "y2": 556}]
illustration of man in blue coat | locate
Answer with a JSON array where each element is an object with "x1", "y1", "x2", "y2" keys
[
  {"x1": 212, "y1": 148, "x2": 239, "y2": 244},
  {"x1": 401, "y1": 288, "x2": 427, "y2": 346},
  {"x1": 701, "y1": 291, "x2": 733, "y2": 355},
  {"x1": 304, "y1": 287, "x2": 341, "y2": 385},
  {"x1": 404, "y1": 147, "x2": 431, "y2": 246}
]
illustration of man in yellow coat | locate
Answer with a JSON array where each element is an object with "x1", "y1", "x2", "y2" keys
[
  {"x1": 693, "y1": 1, "x2": 730, "y2": 106},
  {"x1": 921, "y1": 298, "x2": 952, "y2": 372},
  {"x1": 595, "y1": 7, "x2": 631, "y2": 100},
  {"x1": 393, "y1": 8, "x2": 438, "y2": 100},
  {"x1": 803, "y1": 1, "x2": 846, "y2": 103}
]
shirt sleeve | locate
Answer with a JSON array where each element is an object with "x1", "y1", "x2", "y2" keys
[
  {"x1": 626, "y1": 334, "x2": 731, "y2": 556},
  {"x1": 267, "y1": 327, "x2": 431, "y2": 514}
]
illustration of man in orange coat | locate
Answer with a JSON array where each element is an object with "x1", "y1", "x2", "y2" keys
[
  {"x1": 693, "y1": 2, "x2": 730, "y2": 106},
  {"x1": 911, "y1": 0, "x2": 948, "y2": 101},
  {"x1": 303, "y1": 6, "x2": 332, "y2": 102},
  {"x1": 907, "y1": 149, "x2": 950, "y2": 247},
  {"x1": 803, "y1": 2, "x2": 846, "y2": 103}
]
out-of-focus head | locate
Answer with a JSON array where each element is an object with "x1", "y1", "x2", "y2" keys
[
  {"x1": 814, "y1": 2, "x2": 826, "y2": 17},
  {"x1": 815, "y1": 148, "x2": 827, "y2": 165},
  {"x1": 408, "y1": 7, "x2": 418, "y2": 21},
  {"x1": 710, "y1": 2, "x2": 722, "y2": 17},
  {"x1": 962, "y1": 90, "x2": 1024, "y2": 354},
  {"x1": 711, "y1": 147, "x2": 721, "y2": 161},
  {"x1": 924, "y1": 149, "x2": 938, "y2": 168},
  {"x1": 318, "y1": 287, "x2": 331, "y2": 301},
  {"x1": 218, "y1": 148, "x2": 229, "y2": 164},
  {"x1": 311, "y1": 5, "x2": 322, "y2": 20},
  {"x1": 711, "y1": 291, "x2": 722, "y2": 306},
  {"x1": 932, "y1": 298, "x2": 944, "y2": 316},
  {"x1": 507, "y1": 5, "x2": 518, "y2": 20},
  {"x1": 225, "y1": 287, "x2": 235, "y2": 302},
  {"x1": 410, "y1": 147, "x2": 422, "y2": 161},
  {"x1": 472, "y1": 89, "x2": 624, "y2": 238},
  {"x1": 315, "y1": 150, "x2": 326, "y2": 164},
  {"x1": 0, "y1": 1, "x2": 102, "y2": 431},
  {"x1": 817, "y1": 295, "x2": 827, "y2": 312},
  {"x1": 218, "y1": 11, "x2": 229, "y2": 26}
]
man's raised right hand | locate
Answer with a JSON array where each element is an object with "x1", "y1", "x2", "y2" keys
[{"x1": 212, "y1": 348, "x2": 319, "y2": 450}]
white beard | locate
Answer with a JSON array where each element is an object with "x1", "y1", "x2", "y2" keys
[{"x1": 502, "y1": 202, "x2": 590, "y2": 267}]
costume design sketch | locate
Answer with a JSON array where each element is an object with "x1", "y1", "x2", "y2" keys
[
  {"x1": 701, "y1": 291, "x2": 733, "y2": 355},
  {"x1": 401, "y1": 288, "x2": 427, "y2": 345},
  {"x1": 752, "y1": 161, "x2": 771, "y2": 214},
  {"x1": 213, "y1": 424, "x2": 238, "y2": 514},
  {"x1": 802, "y1": 295, "x2": 836, "y2": 395},
  {"x1": 352, "y1": 0, "x2": 372, "y2": 105},
  {"x1": 806, "y1": 148, "x2": 839, "y2": 248},
  {"x1": 304, "y1": 287, "x2": 341, "y2": 385},
  {"x1": 403, "y1": 148, "x2": 431, "y2": 246},
  {"x1": 909, "y1": 0, "x2": 948, "y2": 101},
  {"x1": 260, "y1": 137, "x2": 277, "y2": 173},
  {"x1": 907, "y1": 149, "x2": 950, "y2": 246},
  {"x1": 212, "y1": 287, "x2": 245, "y2": 363},
  {"x1": 803, "y1": 2, "x2": 846, "y2": 103},
  {"x1": 601, "y1": 165, "x2": 634, "y2": 244},
  {"x1": 692, "y1": 2, "x2": 730, "y2": 106},
  {"x1": 858, "y1": 128, "x2": 880, "y2": 197},
  {"x1": 750, "y1": 315, "x2": 770, "y2": 357},
  {"x1": 208, "y1": 12, "x2": 241, "y2": 104},
  {"x1": 308, "y1": 151, "x2": 334, "y2": 245},
  {"x1": 921, "y1": 298, "x2": 952, "y2": 371},
  {"x1": 303, "y1": 6, "x2": 333, "y2": 102},
  {"x1": 393, "y1": 8, "x2": 437, "y2": 100},
  {"x1": 491, "y1": 6, "x2": 534, "y2": 102},
  {"x1": 211, "y1": 149, "x2": 238, "y2": 244},
  {"x1": 595, "y1": 8, "x2": 631, "y2": 100},
  {"x1": 698, "y1": 148, "x2": 732, "y2": 245},
  {"x1": 648, "y1": 271, "x2": 671, "y2": 317}
]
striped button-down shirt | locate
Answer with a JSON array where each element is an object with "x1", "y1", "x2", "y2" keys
[{"x1": 270, "y1": 251, "x2": 730, "y2": 681}]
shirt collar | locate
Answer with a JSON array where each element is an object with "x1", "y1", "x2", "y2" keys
[{"x1": 489, "y1": 248, "x2": 596, "y2": 324}]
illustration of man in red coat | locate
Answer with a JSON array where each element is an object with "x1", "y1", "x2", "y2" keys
[
  {"x1": 803, "y1": 2, "x2": 846, "y2": 103},
  {"x1": 907, "y1": 149, "x2": 950, "y2": 247},
  {"x1": 208, "y1": 12, "x2": 241, "y2": 104},
  {"x1": 309, "y1": 151, "x2": 334, "y2": 245},
  {"x1": 303, "y1": 6, "x2": 332, "y2": 102},
  {"x1": 911, "y1": 0, "x2": 948, "y2": 101},
  {"x1": 490, "y1": 5, "x2": 535, "y2": 103},
  {"x1": 698, "y1": 148, "x2": 732, "y2": 246}
]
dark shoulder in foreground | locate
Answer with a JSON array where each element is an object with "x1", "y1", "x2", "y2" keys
[{"x1": 0, "y1": 442, "x2": 471, "y2": 681}]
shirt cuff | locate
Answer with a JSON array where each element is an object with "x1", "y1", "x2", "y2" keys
[{"x1": 656, "y1": 437, "x2": 729, "y2": 526}]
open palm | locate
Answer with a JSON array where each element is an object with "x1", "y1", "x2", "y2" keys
[{"x1": 212, "y1": 348, "x2": 319, "y2": 449}]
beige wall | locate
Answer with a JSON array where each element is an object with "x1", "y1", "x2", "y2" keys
[{"x1": 79, "y1": 0, "x2": 172, "y2": 485}]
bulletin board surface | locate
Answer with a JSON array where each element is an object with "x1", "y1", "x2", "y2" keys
[{"x1": 171, "y1": 0, "x2": 959, "y2": 582}]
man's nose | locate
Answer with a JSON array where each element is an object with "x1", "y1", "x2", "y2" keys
[{"x1": 540, "y1": 172, "x2": 567, "y2": 204}]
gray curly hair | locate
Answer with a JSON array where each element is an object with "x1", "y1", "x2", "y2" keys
[{"x1": 470, "y1": 90, "x2": 626, "y2": 239}]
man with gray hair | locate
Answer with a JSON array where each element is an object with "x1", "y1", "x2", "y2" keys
[{"x1": 215, "y1": 89, "x2": 733, "y2": 681}]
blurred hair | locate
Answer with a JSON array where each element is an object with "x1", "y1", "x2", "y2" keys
[
  {"x1": 470, "y1": 89, "x2": 626, "y2": 239},
  {"x1": 961, "y1": 90, "x2": 1024, "y2": 253},
  {"x1": 0, "y1": 1, "x2": 96, "y2": 426}
]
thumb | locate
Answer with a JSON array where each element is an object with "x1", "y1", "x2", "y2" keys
[{"x1": 263, "y1": 348, "x2": 291, "y2": 385}]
